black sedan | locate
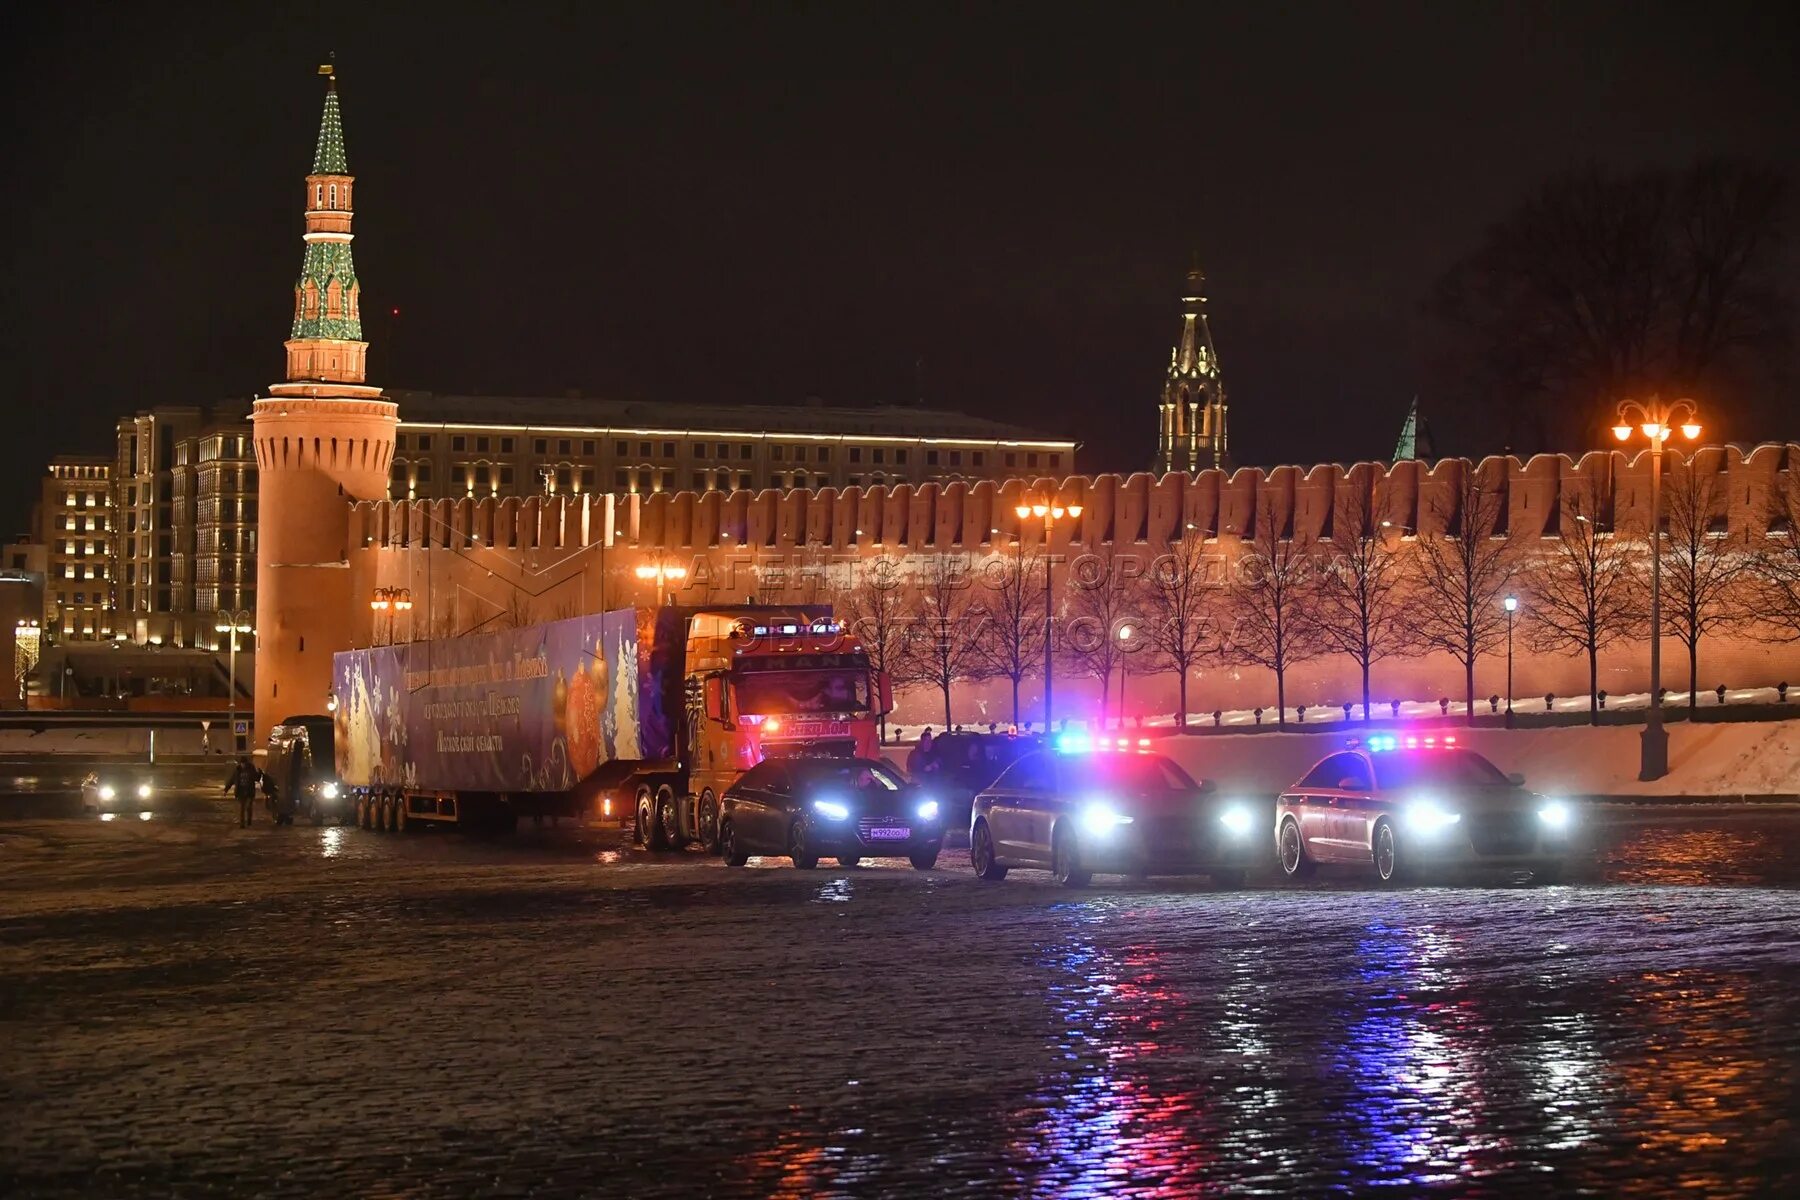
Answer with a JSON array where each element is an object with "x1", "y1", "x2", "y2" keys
[
  {"x1": 968, "y1": 742, "x2": 1261, "y2": 887},
  {"x1": 719, "y1": 757, "x2": 944, "y2": 870}
]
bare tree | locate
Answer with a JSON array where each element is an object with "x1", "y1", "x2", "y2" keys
[
  {"x1": 1060, "y1": 543, "x2": 1144, "y2": 729},
  {"x1": 1140, "y1": 534, "x2": 1220, "y2": 728},
  {"x1": 838, "y1": 555, "x2": 913, "y2": 743},
  {"x1": 1748, "y1": 473, "x2": 1800, "y2": 644},
  {"x1": 1431, "y1": 159, "x2": 1792, "y2": 451},
  {"x1": 902, "y1": 554, "x2": 992, "y2": 729},
  {"x1": 1412, "y1": 467, "x2": 1517, "y2": 723},
  {"x1": 1222, "y1": 493, "x2": 1321, "y2": 727},
  {"x1": 1520, "y1": 480, "x2": 1642, "y2": 724},
  {"x1": 1313, "y1": 485, "x2": 1412, "y2": 721},
  {"x1": 971, "y1": 545, "x2": 1044, "y2": 726},
  {"x1": 1659, "y1": 454, "x2": 1748, "y2": 709}
]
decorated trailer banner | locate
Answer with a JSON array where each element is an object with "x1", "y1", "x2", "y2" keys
[{"x1": 332, "y1": 608, "x2": 676, "y2": 794}]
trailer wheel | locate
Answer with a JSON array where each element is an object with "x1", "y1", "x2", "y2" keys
[
  {"x1": 394, "y1": 795, "x2": 409, "y2": 833},
  {"x1": 379, "y1": 793, "x2": 395, "y2": 833},
  {"x1": 637, "y1": 785, "x2": 667, "y2": 850},
  {"x1": 656, "y1": 784, "x2": 686, "y2": 849},
  {"x1": 697, "y1": 792, "x2": 720, "y2": 853},
  {"x1": 355, "y1": 795, "x2": 370, "y2": 829}
]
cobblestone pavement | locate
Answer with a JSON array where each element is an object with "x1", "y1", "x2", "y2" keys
[{"x1": 3, "y1": 801, "x2": 1799, "y2": 1197}]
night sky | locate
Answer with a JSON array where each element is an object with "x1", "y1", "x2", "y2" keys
[{"x1": 5, "y1": 2, "x2": 1797, "y2": 527}]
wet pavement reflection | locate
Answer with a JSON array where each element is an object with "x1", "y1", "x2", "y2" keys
[{"x1": 1, "y1": 805, "x2": 1798, "y2": 1196}]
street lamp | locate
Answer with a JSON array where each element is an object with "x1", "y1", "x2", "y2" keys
[
  {"x1": 370, "y1": 587, "x2": 413, "y2": 646},
  {"x1": 634, "y1": 558, "x2": 688, "y2": 606},
  {"x1": 214, "y1": 609, "x2": 253, "y2": 751},
  {"x1": 1612, "y1": 396, "x2": 1700, "y2": 780},
  {"x1": 1503, "y1": 595, "x2": 1518, "y2": 728},
  {"x1": 1013, "y1": 492, "x2": 1083, "y2": 733},
  {"x1": 1115, "y1": 622, "x2": 1134, "y2": 730}
]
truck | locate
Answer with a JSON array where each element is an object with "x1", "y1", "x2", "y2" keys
[
  {"x1": 330, "y1": 604, "x2": 892, "y2": 845},
  {"x1": 264, "y1": 715, "x2": 351, "y2": 826}
]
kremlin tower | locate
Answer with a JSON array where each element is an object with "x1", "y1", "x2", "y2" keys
[
  {"x1": 1156, "y1": 266, "x2": 1229, "y2": 474},
  {"x1": 252, "y1": 67, "x2": 397, "y2": 739}
]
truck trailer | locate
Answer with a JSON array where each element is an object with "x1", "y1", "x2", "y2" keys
[{"x1": 331, "y1": 605, "x2": 890, "y2": 843}]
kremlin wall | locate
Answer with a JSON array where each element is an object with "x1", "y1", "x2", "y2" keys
[{"x1": 332, "y1": 444, "x2": 1800, "y2": 731}]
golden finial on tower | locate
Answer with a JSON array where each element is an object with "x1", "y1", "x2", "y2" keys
[{"x1": 318, "y1": 53, "x2": 337, "y2": 88}]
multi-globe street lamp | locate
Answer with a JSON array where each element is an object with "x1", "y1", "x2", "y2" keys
[
  {"x1": 370, "y1": 587, "x2": 413, "y2": 647},
  {"x1": 635, "y1": 559, "x2": 688, "y2": 607},
  {"x1": 1014, "y1": 493, "x2": 1082, "y2": 733},
  {"x1": 1612, "y1": 397, "x2": 1701, "y2": 781},
  {"x1": 214, "y1": 609, "x2": 253, "y2": 751}
]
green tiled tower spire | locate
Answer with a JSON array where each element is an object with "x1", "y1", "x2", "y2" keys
[{"x1": 290, "y1": 75, "x2": 361, "y2": 343}]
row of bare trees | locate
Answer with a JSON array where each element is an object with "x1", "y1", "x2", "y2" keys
[{"x1": 835, "y1": 458, "x2": 1800, "y2": 730}]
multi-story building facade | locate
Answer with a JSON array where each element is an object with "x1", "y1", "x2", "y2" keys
[
  {"x1": 384, "y1": 392, "x2": 1075, "y2": 504},
  {"x1": 113, "y1": 405, "x2": 252, "y2": 647},
  {"x1": 38, "y1": 455, "x2": 115, "y2": 640}
]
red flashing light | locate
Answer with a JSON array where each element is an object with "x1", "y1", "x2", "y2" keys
[{"x1": 1444, "y1": 735, "x2": 1457, "y2": 746}]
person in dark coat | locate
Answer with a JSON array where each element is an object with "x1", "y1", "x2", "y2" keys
[{"x1": 224, "y1": 756, "x2": 262, "y2": 827}]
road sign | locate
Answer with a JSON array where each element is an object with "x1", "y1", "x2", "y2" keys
[{"x1": 233, "y1": 720, "x2": 249, "y2": 736}]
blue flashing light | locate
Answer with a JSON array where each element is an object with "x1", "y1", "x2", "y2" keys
[
  {"x1": 1367, "y1": 735, "x2": 1399, "y2": 752},
  {"x1": 1056, "y1": 733, "x2": 1092, "y2": 754}
]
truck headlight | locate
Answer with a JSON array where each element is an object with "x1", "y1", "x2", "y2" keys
[
  {"x1": 136, "y1": 783, "x2": 154, "y2": 800},
  {"x1": 1078, "y1": 803, "x2": 1133, "y2": 837},
  {"x1": 812, "y1": 799, "x2": 850, "y2": 821},
  {"x1": 1402, "y1": 800, "x2": 1460, "y2": 834},
  {"x1": 1218, "y1": 805, "x2": 1254, "y2": 836},
  {"x1": 1538, "y1": 801, "x2": 1571, "y2": 829},
  {"x1": 98, "y1": 785, "x2": 116, "y2": 801},
  {"x1": 319, "y1": 782, "x2": 340, "y2": 800}
]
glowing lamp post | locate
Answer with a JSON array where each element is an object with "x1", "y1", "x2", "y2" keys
[
  {"x1": 1013, "y1": 494, "x2": 1082, "y2": 733},
  {"x1": 635, "y1": 560, "x2": 688, "y2": 606},
  {"x1": 370, "y1": 587, "x2": 413, "y2": 647},
  {"x1": 1115, "y1": 622, "x2": 1134, "y2": 730},
  {"x1": 1503, "y1": 595, "x2": 1518, "y2": 729},
  {"x1": 1612, "y1": 397, "x2": 1700, "y2": 780},
  {"x1": 214, "y1": 609, "x2": 253, "y2": 751}
]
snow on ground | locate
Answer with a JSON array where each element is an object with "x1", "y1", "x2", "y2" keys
[{"x1": 1156, "y1": 719, "x2": 1800, "y2": 799}]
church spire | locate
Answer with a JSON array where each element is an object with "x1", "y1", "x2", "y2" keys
[
  {"x1": 285, "y1": 65, "x2": 365, "y2": 382},
  {"x1": 1157, "y1": 264, "x2": 1229, "y2": 474}
]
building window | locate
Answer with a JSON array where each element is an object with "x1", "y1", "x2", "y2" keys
[
  {"x1": 500, "y1": 437, "x2": 514, "y2": 453},
  {"x1": 738, "y1": 472, "x2": 752, "y2": 490},
  {"x1": 640, "y1": 442, "x2": 652, "y2": 457},
  {"x1": 451, "y1": 435, "x2": 466, "y2": 452},
  {"x1": 615, "y1": 469, "x2": 629, "y2": 488},
  {"x1": 771, "y1": 445, "x2": 784, "y2": 462},
  {"x1": 793, "y1": 446, "x2": 807, "y2": 464},
  {"x1": 579, "y1": 467, "x2": 594, "y2": 490},
  {"x1": 581, "y1": 440, "x2": 596, "y2": 456},
  {"x1": 973, "y1": 451, "x2": 985, "y2": 467},
  {"x1": 417, "y1": 435, "x2": 432, "y2": 451},
  {"x1": 658, "y1": 469, "x2": 672, "y2": 492},
  {"x1": 849, "y1": 447, "x2": 862, "y2": 464},
  {"x1": 535, "y1": 438, "x2": 549, "y2": 454},
  {"x1": 693, "y1": 442, "x2": 708, "y2": 459},
  {"x1": 949, "y1": 450, "x2": 962, "y2": 466},
  {"x1": 499, "y1": 466, "x2": 514, "y2": 485},
  {"x1": 558, "y1": 439, "x2": 572, "y2": 455},
  {"x1": 1005, "y1": 452, "x2": 1017, "y2": 468},
  {"x1": 1027, "y1": 453, "x2": 1039, "y2": 468},
  {"x1": 872, "y1": 448, "x2": 885, "y2": 464},
  {"x1": 394, "y1": 434, "x2": 407, "y2": 450},
  {"x1": 475, "y1": 436, "x2": 490, "y2": 452},
  {"x1": 614, "y1": 440, "x2": 628, "y2": 457},
  {"x1": 662, "y1": 441, "x2": 676, "y2": 458},
  {"x1": 818, "y1": 447, "x2": 831, "y2": 464},
  {"x1": 927, "y1": 450, "x2": 940, "y2": 466},
  {"x1": 694, "y1": 471, "x2": 709, "y2": 490},
  {"x1": 416, "y1": 464, "x2": 432, "y2": 482},
  {"x1": 1049, "y1": 454, "x2": 1061, "y2": 468},
  {"x1": 895, "y1": 450, "x2": 909, "y2": 465}
]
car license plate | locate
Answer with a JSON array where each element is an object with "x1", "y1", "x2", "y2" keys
[{"x1": 868, "y1": 826, "x2": 911, "y2": 841}]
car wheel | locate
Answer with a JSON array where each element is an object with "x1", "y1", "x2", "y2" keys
[
  {"x1": 970, "y1": 820, "x2": 1008, "y2": 881},
  {"x1": 720, "y1": 820, "x2": 750, "y2": 867},
  {"x1": 637, "y1": 785, "x2": 666, "y2": 850},
  {"x1": 1278, "y1": 817, "x2": 1315, "y2": 879},
  {"x1": 1051, "y1": 830, "x2": 1091, "y2": 889},
  {"x1": 836, "y1": 855, "x2": 862, "y2": 868},
  {"x1": 1212, "y1": 867, "x2": 1246, "y2": 890},
  {"x1": 697, "y1": 792, "x2": 721, "y2": 854},
  {"x1": 1373, "y1": 820, "x2": 1401, "y2": 885},
  {"x1": 656, "y1": 785, "x2": 685, "y2": 849},
  {"x1": 909, "y1": 847, "x2": 939, "y2": 871},
  {"x1": 789, "y1": 822, "x2": 819, "y2": 870}
]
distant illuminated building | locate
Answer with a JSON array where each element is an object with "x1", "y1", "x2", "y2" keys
[{"x1": 1157, "y1": 265, "x2": 1228, "y2": 474}]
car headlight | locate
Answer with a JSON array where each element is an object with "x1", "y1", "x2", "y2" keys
[
  {"x1": 98, "y1": 785, "x2": 116, "y2": 801},
  {"x1": 916, "y1": 799, "x2": 940, "y2": 821},
  {"x1": 1538, "y1": 801, "x2": 1571, "y2": 829},
  {"x1": 812, "y1": 799, "x2": 850, "y2": 821},
  {"x1": 136, "y1": 783, "x2": 154, "y2": 800},
  {"x1": 1218, "y1": 805, "x2": 1254, "y2": 836},
  {"x1": 1402, "y1": 800, "x2": 1460, "y2": 833},
  {"x1": 138, "y1": 811, "x2": 153, "y2": 821},
  {"x1": 1078, "y1": 803, "x2": 1134, "y2": 837},
  {"x1": 319, "y1": 782, "x2": 340, "y2": 800},
  {"x1": 99, "y1": 812, "x2": 117, "y2": 822}
]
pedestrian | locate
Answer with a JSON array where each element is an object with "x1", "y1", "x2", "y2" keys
[
  {"x1": 906, "y1": 728, "x2": 938, "y2": 778},
  {"x1": 224, "y1": 755, "x2": 262, "y2": 827}
]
